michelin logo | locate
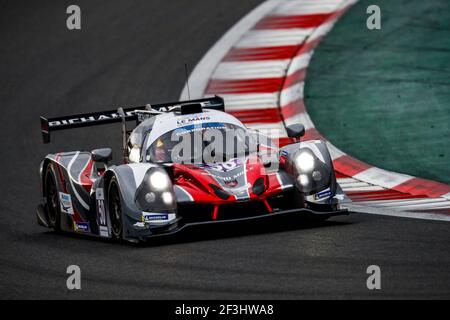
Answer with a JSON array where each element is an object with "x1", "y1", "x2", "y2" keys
[
  {"x1": 314, "y1": 188, "x2": 332, "y2": 200},
  {"x1": 143, "y1": 214, "x2": 168, "y2": 222},
  {"x1": 59, "y1": 192, "x2": 74, "y2": 215},
  {"x1": 74, "y1": 221, "x2": 90, "y2": 233}
]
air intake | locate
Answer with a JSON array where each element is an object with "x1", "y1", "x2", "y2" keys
[{"x1": 180, "y1": 103, "x2": 203, "y2": 115}]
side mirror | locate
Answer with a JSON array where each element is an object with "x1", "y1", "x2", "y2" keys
[
  {"x1": 91, "y1": 148, "x2": 112, "y2": 163},
  {"x1": 286, "y1": 124, "x2": 305, "y2": 139}
]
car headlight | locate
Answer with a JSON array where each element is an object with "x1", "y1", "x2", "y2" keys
[
  {"x1": 149, "y1": 170, "x2": 170, "y2": 190},
  {"x1": 298, "y1": 174, "x2": 310, "y2": 187},
  {"x1": 295, "y1": 150, "x2": 315, "y2": 172},
  {"x1": 135, "y1": 168, "x2": 175, "y2": 212},
  {"x1": 161, "y1": 191, "x2": 174, "y2": 205},
  {"x1": 144, "y1": 192, "x2": 156, "y2": 203},
  {"x1": 293, "y1": 148, "x2": 332, "y2": 194}
]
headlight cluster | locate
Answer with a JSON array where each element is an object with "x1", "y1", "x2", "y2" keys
[
  {"x1": 295, "y1": 151, "x2": 315, "y2": 172},
  {"x1": 149, "y1": 171, "x2": 170, "y2": 190},
  {"x1": 135, "y1": 168, "x2": 176, "y2": 212},
  {"x1": 293, "y1": 149, "x2": 330, "y2": 194}
]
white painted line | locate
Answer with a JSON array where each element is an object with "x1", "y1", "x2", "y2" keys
[
  {"x1": 358, "y1": 198, "x2": 450, "y2": 207},
  {"x1": 274, "y1": 0, "x2": 345, "y2": 15},
  {"x1": 209, "y1": 52, "x2": 311, "y2": 81},
  {"x1": 180, "y1": 0, "x2": 284, "y2": 100},
  {"x1": 358, "y1": 198, "x2": 444, "y2": 206},
  {"x1": 246, "y1": 122, "x2": 287, "y2": 137},
  {"x1": 393, "y1": 202, "x2": 450, "y2": 210},
  {"x1": 280, "y1": 82, "x2": 304, "y2": 106},
  {"x1": 339, "y1": 182, "x2": 372, "y2": 188},
  {"x1": 288, "y1": 52, "x2": 313, "y2": 75},
  {"x1": 211, "y1": 60, "x2": 289, "y2": 80},
  {"x1": 235, "y1": 29, "x2": 313, "y2": 48},
  {"x1": 370, "y1": 201, "x2": 450, "y2": 210},
  {"x1": 353, "y1": 167, "x2": 412, "y2": 189},
  {"x1": 307, "y1": 19, "x2": 338, "y2": 42},
  {"x1": 344, "y1": 204, "x2": 450, "y2": 222},
  {"x1": 218, "y1": 93, "x2": 279, "y2": 111},
  {"x1": 341, "y1": 185, "x2": 385, "y2": 192},
  {"x1": 337, "y1": 178, "x2": 360, "y2": 184}
]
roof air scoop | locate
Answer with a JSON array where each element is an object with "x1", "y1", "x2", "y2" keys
[{"x1": 180, "y1": 103, "x2": 203, "y2": 115}]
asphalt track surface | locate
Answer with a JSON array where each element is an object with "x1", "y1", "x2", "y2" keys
[{"x1": 0, "y1": 0, "x2": 449, "y2": 299}]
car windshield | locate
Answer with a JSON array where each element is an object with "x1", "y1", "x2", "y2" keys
[{"x1": 146, "y1": 122, "x2": 256, "y2": 164}]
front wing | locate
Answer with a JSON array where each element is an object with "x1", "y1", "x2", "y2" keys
[{"x1": 37, "y1": 205, "x2": 348, "y2": 242}]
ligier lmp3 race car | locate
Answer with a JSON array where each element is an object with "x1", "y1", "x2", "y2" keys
[{"x1": 37, "y1": 96, "x2": 349, "y2": 242}]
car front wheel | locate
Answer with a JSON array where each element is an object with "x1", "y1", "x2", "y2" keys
[
  {"x1": 107, "y1": 177, "x2": 123, "y2": 240},
  {"x1": 45, "y1": 165, "x2": 61, "y2": 230}
]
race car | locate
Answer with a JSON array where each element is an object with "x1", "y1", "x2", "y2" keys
[{"x1": 37, "y1": 96, "x2": 349, "y2": 242}]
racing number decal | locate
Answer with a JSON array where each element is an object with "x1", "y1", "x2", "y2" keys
[
  {"x1": 59, "y1": 192, "x2": 74, "y2": 215},
  {"x1": 95, "y1": 188, "x2": 110, "y2": 238},
  {"x1": 95, "y1": 188, "x2": 106, "y2": 226},
  {"x1": 208, "y1": 158, "x2": 240, "y2": 172},
  {"x1": 97, "y1": 200, "x2": 106, "y2": 225}
]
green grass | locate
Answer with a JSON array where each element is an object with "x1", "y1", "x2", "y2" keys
[{"x1": 305, "y1": 0, "x2": 450, "y2": 184}]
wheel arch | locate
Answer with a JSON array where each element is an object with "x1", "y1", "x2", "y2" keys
[
  {"x1": 102, "y1": 169, "x2": 116, "y2": 196},
  {"x1": 40, "y1": 157, "x2": 57, "y2": 200},
  {"x1": 102, "y1": 165, "x2": 142, "y2": 222}
]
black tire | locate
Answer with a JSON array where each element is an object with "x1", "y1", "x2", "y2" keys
[
  {"x1": 107, "y1": 177, "x2": 123, "y2": 240},
  {"x1": 44, "y1": 165, "x2": 61, "y2": 230}
]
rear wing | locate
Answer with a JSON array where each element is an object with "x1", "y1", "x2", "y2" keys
[{"x1": 40, "y1": 96, "x2": 224, "y2": 143}]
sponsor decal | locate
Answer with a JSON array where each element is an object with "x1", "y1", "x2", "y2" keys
[
  {"x1": 95, "y1": 188, "x2": 107, "y2": 226},
  {"x1": 99, "y1": 226, "x2": 109, "y2": 238},
  {"x1": 49, "y1": 111, "x2": 136, "y2": 128},
  {"x1": 143, "y1": 213, "x2": 168, "y2": 222},
  {"x1": 176, "y1": 115, "x2": 211, "y2": 127},
  {"x1": 59, "y1": 192, "x2": 74, "y2": 215},
  {"x1": 174, "y1": 122, "x2": 225, "y2": 136},
  {"x1": 314, "y1": 188, "x2": 332, "y2": 200},
  {"x1": 74, "y1": 221, "x2": 90, "y2": 233}
]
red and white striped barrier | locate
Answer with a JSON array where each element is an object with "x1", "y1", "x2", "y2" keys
[{"x1": 181, "y1": 0, "x2": 450, "y2": 219}]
